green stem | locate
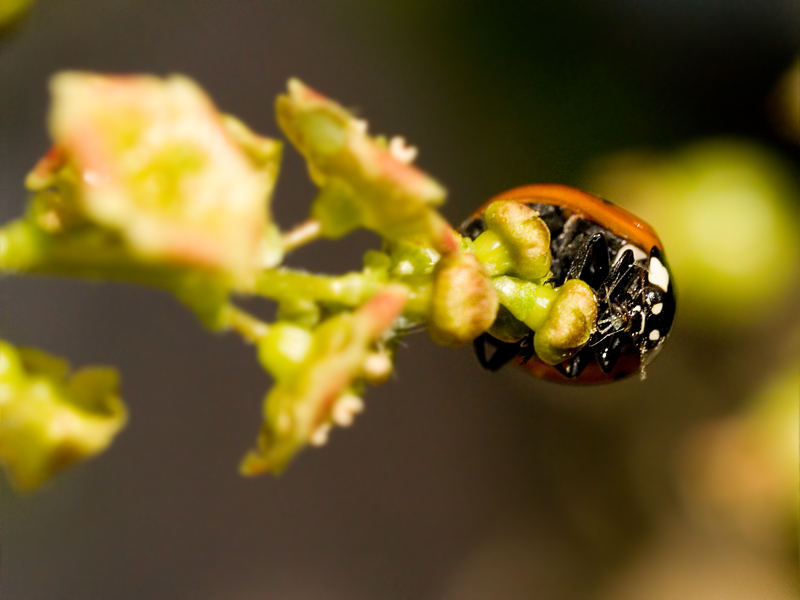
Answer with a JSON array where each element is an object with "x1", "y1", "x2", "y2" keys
[
  {"x1": 281, "y1": 219, "x2": 322, "y2": 252},
  {"x1": 0, "y1": 219, "x2": 433, "y2": 322},
  {"x1": 492, "y1": 275, "x2": 557, "y2": 331},
  {"x1": 221, "y1": 305, "x2": 270, "y2": 343},
  {"x1": 255, "y1": 268, "x2": 378, "y2": 305},
  {"x1": 255, "y1": 267, "x2": 430, "y2": 314},
  {"x1": 0, "y1": 219, "x2": 233, "y2": 332},
  {"x1": 0, "y1": 219, "x2": 193, "y2": 287}
]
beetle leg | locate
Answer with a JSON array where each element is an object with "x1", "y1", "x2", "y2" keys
[
  {"x1": 607, "y1": 247, "x2": 634, "y2": 285},
  {"x1": 565, "y1": 232, "x2": 609, "y2": 289},
  {"x1": 564, "y1": 234, "x2": 592, "y2": 280},
  {"x1": 555, "y1": 346, "x2": 592, "y2": 378},
  {"x1": 594, "y1": 332, "x2": 631, "y2": 373},
  {"x1": 608, "y1": 262, "x2": 638, "y2": 303},
  {"x1": 473, "y1": 334, "x2": 521, "y2": 371},
  {"x1": 459, "y1": 215, "x2": 487, "y2": 240}
]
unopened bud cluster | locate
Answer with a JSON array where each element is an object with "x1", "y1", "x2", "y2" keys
[{"x1": 462, "y1": 200, "x2": 599, "y2": 365}]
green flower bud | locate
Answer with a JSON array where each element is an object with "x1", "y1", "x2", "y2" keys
[
  {"x1": 482, "y1": 200, "x2": 551, "y2": 280},
  {"x1": 257, "y1": 323, "x2": 313, "y2": 380},
  {"x1": 388, "y1": 241, "x2": 440, "y2": 278},
  {"x1": 429, "y1": 252, "x2": 499, "y2": 346},
  {"x1": 0, "y1": 343, "x2": 127, "y2": 491},
  {"x1": 276, "y1": 79, "x2": 459, "y2": 253},
  {"x1": 241, "y1": 286, "x2": 407, "y2": 476},
  {"x1": 533, "y1": 279, "x2": 598, "y2": 365},
  {"x1": 470, "y1": 229, "x2": 513, "y2": 277}
]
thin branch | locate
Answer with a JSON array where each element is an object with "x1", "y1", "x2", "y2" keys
[
  {"x1": 221, "y1": 304, "x2": 270, "y2": 343},
  {"x1": 281, "y1": 219, "x2": 322, "y2": 252}
]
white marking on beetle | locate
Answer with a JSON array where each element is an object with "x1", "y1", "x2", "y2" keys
[
  {"x1": 648, "y1": 256, "x2": 670, "y2": 291},
  {"x1": 649, "y1": 329, "x2": 661, "y2": 342},
  {"x1": 613, "y1": 243, "x2": 648, "y2": 265},
  {"x1": 651, "y1": 302, "x2": 663, "y2": 315}
]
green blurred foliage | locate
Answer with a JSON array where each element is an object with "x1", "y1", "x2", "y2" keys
[
  {"x1": 586, "y1": 139, "x2": 800, "y2": 329},
  {"x1": 0, "y1": 0, "x2": 34, "y2": 28}
]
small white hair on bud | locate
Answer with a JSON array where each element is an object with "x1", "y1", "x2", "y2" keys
[
  {"x1": 309, "y1": 423, "x2": 332, "y2": 447},
  {"x1": 332, "y1": 393, "x2": 364, "y2": 427},
  {"x1": 351, "y1": 118, "x2": 368, "y2": 135},
  {"x1": 389, "y1": 136, "x2": 418, "y2": 164},
  {"x1": 363, "y1": 352, "x2": 393, "y2": 383}
]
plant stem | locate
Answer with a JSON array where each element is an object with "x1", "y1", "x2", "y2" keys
[
  {"x1": 221, "y1": 304, "x2": 270, "y2": 343},
  {"x1": 0, "y1": 219, "x2": 432, "y2": 322},
  {"x1": 281, "y1": 219, "x2": 322, "y2": 252},
  {"x1": 0, "y1": 218, "x2": 227, "y2": 297},
  {"x1": 255, "y1": 267, "x2": 431, "y2": 315},
  {"x1": 255, "y1": 268, "x2": 378, "y2": 306},
  {"x1": 492, "y1": 275, "x2": 557, "y2": 331}
]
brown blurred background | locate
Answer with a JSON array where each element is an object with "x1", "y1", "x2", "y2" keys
[{"x1": 1, "y1": 1, "x2": 798, "y2": 598}]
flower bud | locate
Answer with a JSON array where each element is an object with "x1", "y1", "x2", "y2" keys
[
  {"x1": 429, "y1": 252, "x2": 498, "y2": 346},
  {"x1": 0, "y1": 343, "x2": 127, "y2": 491},
  {"x1": 257, "y1": 323, "x2": 313, "y2": 380},
  {"x1": 483, "y1": 200, "x2": 551, "y2": 280},
  {"x1": 276, "y1": 79, "x2": 458, "y2": 252},
  {"x1": 534, "y1": 279, "x2": 598, "y2": 365}
]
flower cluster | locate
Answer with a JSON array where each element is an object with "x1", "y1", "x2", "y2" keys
[{"x1": 0, "y1": 73, "x2": 598, "y2": 489}]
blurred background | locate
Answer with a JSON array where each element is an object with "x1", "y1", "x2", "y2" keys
[{"x1": 1, "y1": 1, "x2": 798, "y2": 598}]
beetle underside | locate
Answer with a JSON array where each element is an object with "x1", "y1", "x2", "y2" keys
[{"x1": 462, "y1": 202, "x2": 675, "y2": 382}]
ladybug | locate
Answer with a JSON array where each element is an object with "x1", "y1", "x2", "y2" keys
[{"x1": 460, "y1": 184, "x2": 675, "y2": 383}]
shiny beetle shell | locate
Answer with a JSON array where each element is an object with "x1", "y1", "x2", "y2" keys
[{"x1": 461, "y1": 184, "x2": 676, "y2": 383}]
